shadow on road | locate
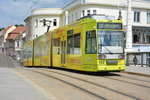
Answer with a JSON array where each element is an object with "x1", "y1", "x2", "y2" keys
[{"x1": 25, "y1": 66, "x2": 121, "y2": 77}]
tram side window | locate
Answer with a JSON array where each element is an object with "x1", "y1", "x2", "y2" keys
[
  {"x1": 67, "y1": 33, "x2": 80, "y2": 54},
  {"x1": 54, "y1": 38, "x2": 60, "y2": 47},
  {"x1": 74, "y1": 33, "x2": 80, "y2": 54},
  {"x1": 86, "y1": 30, "x2": 96, "y2": 54},
  {"x1": 29, "y1": 47, "x2": 32, "y2": 58},
  {"x1": 41, "y1": 42, "x2": 47, "y2": 56},
  {"x1": 23, "y1": 48, "x2": 27, "y2": 59},
  {"x1": 54, "y1": 38, "x2": 60, "y2": 54},
  {"x1": 67, "y1": 35, "x2": 73, "y2": 54},
  {"x1": 34, "y1": 42, "x2": 40, "y2": 57}
]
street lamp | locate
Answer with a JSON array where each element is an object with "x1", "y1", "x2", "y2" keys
[
  {"x1": 40, "y1": 19, "x2": 52, "y2": 32},
  {"x1": 118, "y1": 3, "x2": 126, "y2": 20}
]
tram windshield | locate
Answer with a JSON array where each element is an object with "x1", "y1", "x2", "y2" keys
[{"x1": 98, "y1": 31, "x2": 124, "y2": 54}]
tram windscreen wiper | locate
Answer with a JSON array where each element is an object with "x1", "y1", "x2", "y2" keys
[
  {"x1": 102, "y1": 45, "x2": 112, "y2": 54},
  {"x1": 101, "y1": 44, "x2": 112, "y2": 54}
]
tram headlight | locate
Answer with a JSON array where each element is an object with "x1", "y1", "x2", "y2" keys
[
  {"x1": 98, "y1": 54, "x2": 106, "y2": 59},
  {"x1": 118, "y1": 54, "x2": 125, "y2": 59}
]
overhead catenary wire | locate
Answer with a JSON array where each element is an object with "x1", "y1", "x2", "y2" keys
[{"x1": 22, "y1": 0, "x2": 39, "y2": 19}]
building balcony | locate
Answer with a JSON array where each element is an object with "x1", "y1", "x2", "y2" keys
[{"x1": 133, "y1": 43, "x2": 150, "y2": 52}]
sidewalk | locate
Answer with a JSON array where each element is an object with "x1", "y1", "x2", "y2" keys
[
  {"x1": 0, "y1": 68, "x2": 57, "y2": 100},
  {"x1": 123, "y1": 65, "x2": 150, "y2": 77}
]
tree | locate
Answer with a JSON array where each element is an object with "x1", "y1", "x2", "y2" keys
[
  {"x1": 15, "y1": 24, "x2": 24, "y2": 27},
  {"x1": 0, "y1": 28, "x2": 5, "y2": 31}
]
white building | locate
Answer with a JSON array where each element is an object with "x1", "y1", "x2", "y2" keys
[
  {"x1": 2, "y1": 25, "x2": 16, "y2": 54},
  {"x1": 14, "y1": 32, "x2": 26, "y2": 61},
  {"x1": 24, "y1": 8, "x2": 62, "y2": 40},
  {"x1": 0, "y1": 31, "x2": 4, "y2": 53},
  {"x1": 25, "y1": 0, "x2": 150, "y2": 66}
]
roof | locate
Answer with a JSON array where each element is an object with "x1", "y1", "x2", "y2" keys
[
  {"x1": 6, "y1": 26, "x2": 26, "y2": 40},
  {"x1": 6, "y1": 34, "x2": 19, "y2": 40},
  {"x1": 11, "y1": 26, "x2": 26, "y2": 34},
  {"x1": 3, "y1": 25, "x2": 14, "y2": 34}
]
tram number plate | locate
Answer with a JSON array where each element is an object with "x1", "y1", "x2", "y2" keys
[{"x1": 106, "y1": 60, "x2": 118, "y2": 65}]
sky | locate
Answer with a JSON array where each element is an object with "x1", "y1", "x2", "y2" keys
[
  {"x1": 0, "y1": 0, "x2": 150, "y2": 28},
  {"x1": 0, "y1": 0, "x2": 74, "y2": 28}
]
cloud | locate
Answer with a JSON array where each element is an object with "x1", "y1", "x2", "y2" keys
[{"x1": 40, "y1": 0, "x2": 57, "y2": 3}]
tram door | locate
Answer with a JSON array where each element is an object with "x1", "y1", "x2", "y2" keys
[{"x1": 61, "y1": 39, "x2": 66, "y2": 65}]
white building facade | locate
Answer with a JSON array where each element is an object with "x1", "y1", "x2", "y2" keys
[
  {"x1": 14, "y1": 32, "x2": 26, "y2": 61},
  {"x1": 25, "y1": 0, "x2": 150, "y2": 66},
  {"x1": 25, "y1": 8, "x2": 62, "y2": 40},
  {"x1": 0, "y1": 31, "x2": 4, "y2": 53}
]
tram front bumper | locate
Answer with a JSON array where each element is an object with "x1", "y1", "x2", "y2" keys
[{"x1": 97, "y1": 65, "x2": 125, "y2": 72}]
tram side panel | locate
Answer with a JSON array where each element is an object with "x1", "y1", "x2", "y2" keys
[
  {"x1": 22, "y1": 44, "x2": 28, "y2": 66},
  {"x1": 28, "y1": 40, "x2": 34, "y2": 66},
  {"x1": 52, "y1": 28, "x2": 64, "y2": 68},
  {"x1": 39, "y1": 33, "x2": 51, "y2": 67},
  {"x1": 52, "y1": 22, "x2": 85, "y2": 71},
  {"x1": 23, "y1": 40, "x2": 34, "y2": 67},
  {"x1": 65, "y1": 24, "x2": 83, "y2": 71},
  {"x1": 34, "y1": 37, "x2": 41, "y2": 66},
  {"x1": 82, "y1": 20, "x2": 125, "y2": 72},
  {"x1": 51, "y1": 17, "x2": 125, "y2": 72},
  {"x1": 82, "y1": 21, "x2": 98, "y2": 72}
]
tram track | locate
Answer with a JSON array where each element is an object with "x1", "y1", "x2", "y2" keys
[
  {"x1": 26, "y1": 68, "x2": 108, "y2": 100},
  {"x1": 26, "y1": 68, "x2": 142, "y2": 100},
  {"x1": 104, "y1": 76, "x2": 150, "y2": 89},
  {"x1": 116, "y1": 75, "x2": 150, "y2": 83},
  {"x1": 42, "y1": 68, "x2": 150, "y2": 89}
]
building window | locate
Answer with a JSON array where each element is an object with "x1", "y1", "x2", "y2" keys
[
  {"x1": 133, "y1": 34, "x2": 139, "y2": 43},
  {"x1": 82, "y1": 10, "x2": 85, "y2": 17},
  {"x1": 68, "y1": 16, "x2": 70, "y2": 23},
  {"x1": 93, "y1": 10, "x2": 97, "y2": 15},
  {"x1": 76, "y1": 12, "x2": 78, "y2": 20},
  {"x1": 35, "y1": 19, "x2": 38, "y2": 27},
  {"x1": 53, "y1": 19, "x2": 57, "y2": 26},
  {"x1": 134, "y1": 11, "x2": 140, "y2": 22},
  {"x1": 72, "y1": 14, "x2": 74, "y2": 23},
  {"x1": 87, "y1": 10, "x2": 90, "y2": 16},
  {"x1": 147, "y1": 34, "x2": 150, "y2": 43},
  {"x1": 17, "y1": 41, "x2": 19, "y2": 47},
  {"x1": 147, "y1": 13, "x2": 150, "y2": 24},
  {"x1": 146, "y1": 54, "x2": 150, "y2": 67}
]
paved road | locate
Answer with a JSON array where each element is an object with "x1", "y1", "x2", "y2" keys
[
  {"x1": 0, "y1": 54, "x2": 150, "y2": 100},
  {"x1": 0, "y1": 53, "x2": 15, "y2": 68},
  {"x1": 14, "y1": 67, "x2": 150, "y2": 100}
]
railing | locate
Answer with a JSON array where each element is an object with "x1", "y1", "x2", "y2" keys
[{"x1": 126, "y1": 52, "x2": 150, "y2": 67}]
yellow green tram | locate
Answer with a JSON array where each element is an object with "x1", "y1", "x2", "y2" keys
[
  {"x1": 23, "y1": 40, "x2": 34, "y2": 66},
  {"x1": 23, "y1": 16, "x2": 125, "y2": 72}
]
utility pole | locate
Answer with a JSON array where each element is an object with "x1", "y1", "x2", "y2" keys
[
  {"x1": 65, "y1": 11, "x2": 68, "y2": 25},
  {"x1": 125, "y1": 0, "x2": 133, "y2": 52}
]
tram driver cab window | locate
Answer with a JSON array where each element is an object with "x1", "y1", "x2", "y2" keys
[{"x1": 86, "y1": 30, "x2": 96, "y2": 54}]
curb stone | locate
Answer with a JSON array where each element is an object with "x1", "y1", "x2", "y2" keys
[{"x1": 120, "y1": 71, "x2": 150, "y2": 77}]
